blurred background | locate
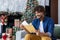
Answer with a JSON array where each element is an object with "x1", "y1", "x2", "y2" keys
[{"x1": 0, "y1": 0, "x2": 60, "y2": 40}]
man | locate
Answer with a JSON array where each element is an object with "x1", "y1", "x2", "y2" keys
[
  {"x1": 13, "y1": 19, "x2": 21, "y2": 40},
  {"x1": 20, "y1": 5, "x2": 56, "y2": 40}
]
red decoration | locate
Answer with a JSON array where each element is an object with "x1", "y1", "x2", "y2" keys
[{"x1": 2, "y1": 33, "x2": 7, "y2": 40}]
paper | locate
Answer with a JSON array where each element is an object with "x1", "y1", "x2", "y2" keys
[
  {"x1": 22, "y1": 21, "x2": 29, "y2": 26},
  {"x1": 21, "y1": 21, "x2": 35, "y2": 33}
]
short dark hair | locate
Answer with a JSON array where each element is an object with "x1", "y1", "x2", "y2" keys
[{"x1": 33, "y1": 5, "x2": 45, "y2": 13}]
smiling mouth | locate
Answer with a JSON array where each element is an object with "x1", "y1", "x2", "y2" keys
[{"x1": 37, "y1": 15, "x2": 42, "y2": 18}]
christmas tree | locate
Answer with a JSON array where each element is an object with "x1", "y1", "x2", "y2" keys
[{"x1": 21, "y1": 0, "x2": 38, "y2": 23}]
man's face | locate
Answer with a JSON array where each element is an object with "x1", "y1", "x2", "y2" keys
[
  {"x1": 14, "y1": 19, "x2": 20, "y2": 27},
  {"x1": 35, "y1": 11, "x2": 44, "y2": 18}
]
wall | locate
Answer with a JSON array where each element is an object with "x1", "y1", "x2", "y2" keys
[
  {"x1": 58, "y1": 0, "x2": 60, "y2": 24},
  {"x1": 51, "y1": 0, "x2": 58, "y2": 24}
]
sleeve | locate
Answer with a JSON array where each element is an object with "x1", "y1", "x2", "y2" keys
[
  {"x1": 47, "y1": 18, "x2": 54, "y2": 37},
  {"x1": 32, "y1": 20, "x2": 35, "y2": 28},
  {"x1": 32, "y1": 19, "x2": 38, "y2": 30}
]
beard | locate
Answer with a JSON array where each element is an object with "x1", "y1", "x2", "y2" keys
[{"x1": 36, "y1": 15, "x2": 42, "y2": 19}]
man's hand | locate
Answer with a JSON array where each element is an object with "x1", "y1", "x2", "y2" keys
[
  {"x1": 40, "y1": 32, "x2": 50, "y2": 37},
  {"x1": 20, "y1": 24, "x2": 25, "y2": 29},
  {"x1": 20, "y1": 24, "x2": 30, "y2": 33},
  {"x1": 35, "y1": 30, "x2": 49, "y2": 37}
]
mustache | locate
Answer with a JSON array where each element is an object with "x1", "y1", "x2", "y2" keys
[{"x1": 36, "y1": 15, "x2": 41, "y2": 16}]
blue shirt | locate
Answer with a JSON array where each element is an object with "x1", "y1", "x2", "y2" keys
[{"x1": 32, "y1": 16, "x2": 56, "y2": 40}]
